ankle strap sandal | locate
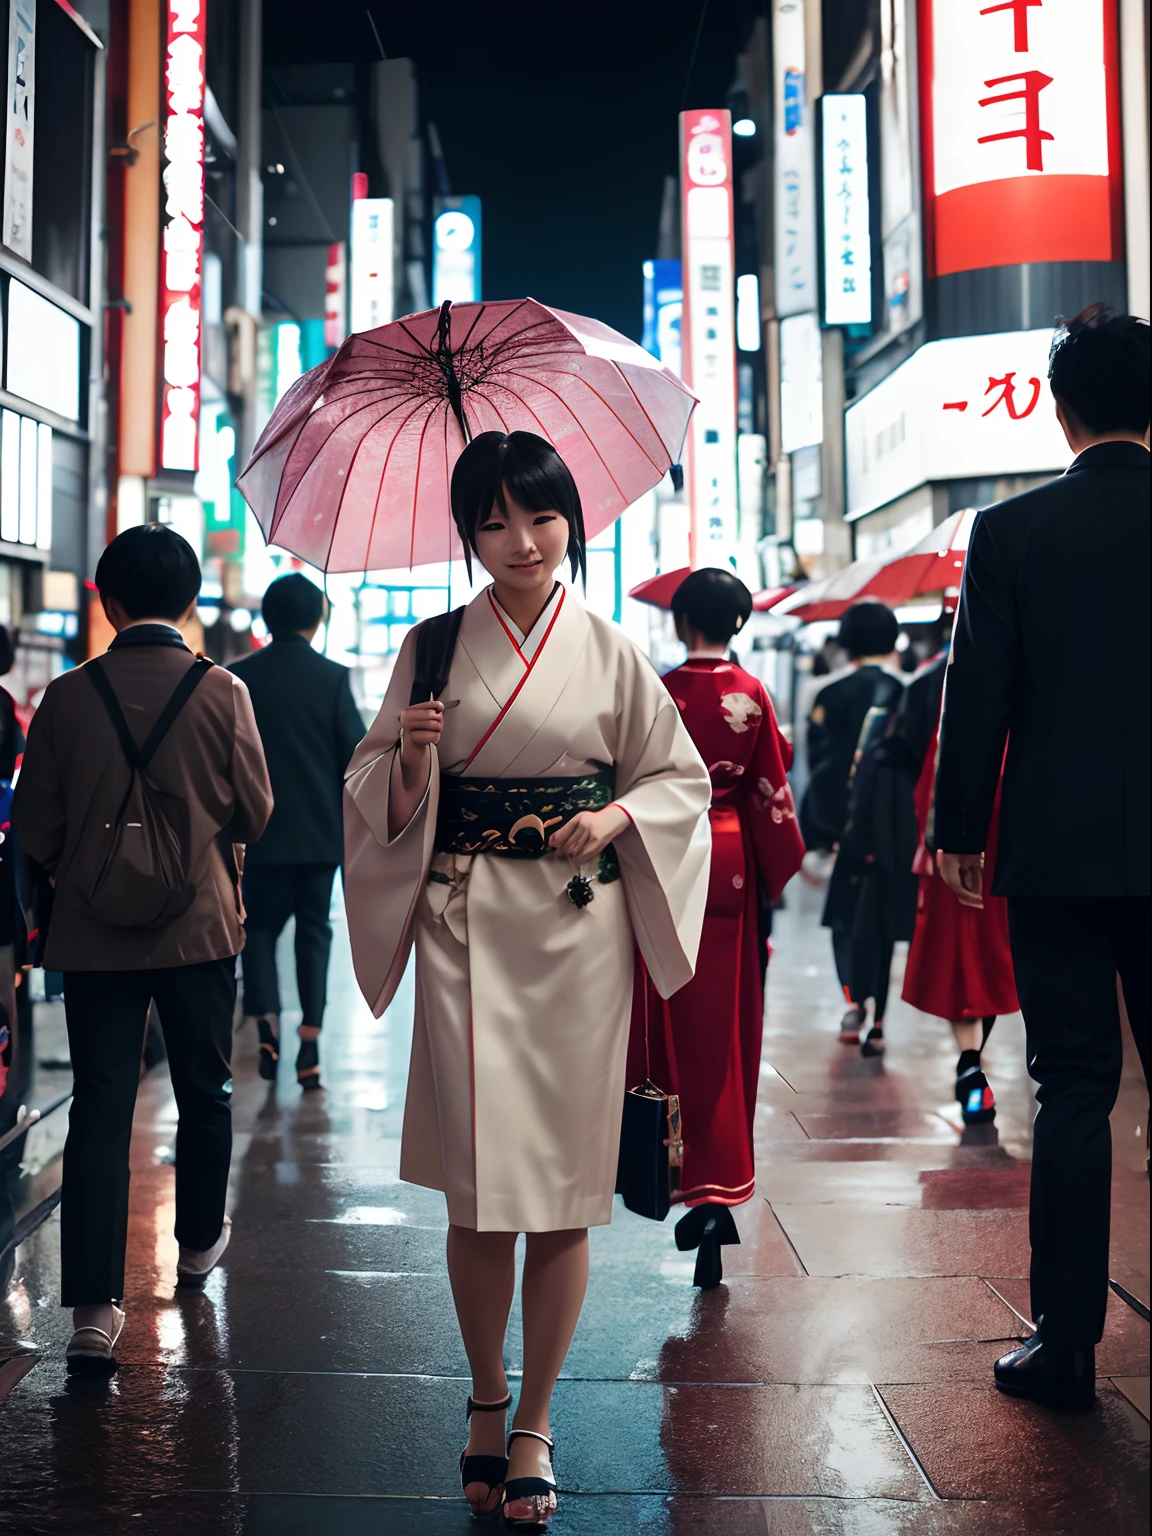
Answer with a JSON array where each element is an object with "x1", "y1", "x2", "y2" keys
[
  {"x1": 460, "y1": 1393, "x2": 511, "y2": 1520},
  {"x1": 503, "y1": 1429, "x2": 558, "y2": 1529}
]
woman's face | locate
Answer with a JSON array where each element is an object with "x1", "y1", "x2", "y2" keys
[{"x1": 472, "y1": 489, "x2": 570, "y2": 595}]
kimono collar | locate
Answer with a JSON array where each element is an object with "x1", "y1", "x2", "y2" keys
[{"x1": 488, "y1": 582, "x2": 564, "y2": 664}]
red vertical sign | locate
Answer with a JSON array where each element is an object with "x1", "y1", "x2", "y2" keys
[{"x1": 159, "y1": 0, "x2": 207, "y2": 472}]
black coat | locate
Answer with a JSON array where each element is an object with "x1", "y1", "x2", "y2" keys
[
  {"x1": 801, "y1": 664, "x2": 905, "y2": 850},
  {"x1": 229, "y1": 637, "x2": 365, "y2": 867},
  {"x1": 935, "y1": 441, "x2": 1150, "y2": 898}
]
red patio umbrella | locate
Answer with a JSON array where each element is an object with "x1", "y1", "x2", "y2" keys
[
  {"x1": 772, "y1": 511, "x2": 976, "y2": 623},
  {"x1": 857, "y1": 509, "x2": 975, "y2": 604},
  {"x1": 752, "y1": 584, "x2": 800, "y2": 612},
  {"x1": 627, "y1": 567, "x2": 692, "y2": 609},
  {"x1": 238, "y1": 299, "x2": 696, "y2": 573}
]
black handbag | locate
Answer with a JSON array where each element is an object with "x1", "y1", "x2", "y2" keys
[{"x1": 615, "y1": 977, "x2": 682, "y2": 1221}]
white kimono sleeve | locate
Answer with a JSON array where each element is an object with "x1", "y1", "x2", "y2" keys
[
  {"x1": 343, "y1": 626, "x2": 440, "y2": 1017},
  {"x1": 611, "y1": 643, "x2": 712, "y2": 998}
]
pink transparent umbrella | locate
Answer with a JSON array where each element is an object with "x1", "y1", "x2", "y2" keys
[{"x1": 237, "y1": 299, "x2": 696, "y2": 573}]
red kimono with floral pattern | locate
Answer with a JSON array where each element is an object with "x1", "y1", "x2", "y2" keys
[{"x1": 627, "y1": 658, "x2": 805, "y2": 1207}]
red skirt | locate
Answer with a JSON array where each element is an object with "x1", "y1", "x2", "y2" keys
[{"x1": 901, "y1": 806, "x2": 1018, "y2": 1022}]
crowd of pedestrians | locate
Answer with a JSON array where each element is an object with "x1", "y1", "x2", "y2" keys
[{"x1": 3, "y1": 304, "x2": 1147, "y2": 1522}]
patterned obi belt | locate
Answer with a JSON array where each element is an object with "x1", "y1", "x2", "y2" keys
[{"x1": 434, "y1": 771, "x2": 619, "y2": 879}]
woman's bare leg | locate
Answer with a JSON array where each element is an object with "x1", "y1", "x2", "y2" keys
[
  {"x1": 446, "y1": 1224, "x2": 518, "y2": 1511},
  {"x1": 506, "y1": 1227, "x2": 590, "y2": 1517},
  {"x1": 951, "y1": 1020, "x2": 982, "y2": 1051}
]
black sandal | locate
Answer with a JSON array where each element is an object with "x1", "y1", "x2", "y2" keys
[
  {"x1": 256, "y1": 1017, "x2": 279, "y2": 1081},
  {"x1": 460, "y1": 1393, "x2": 511, "y2": 1520},
  {"x1": 503, "y1": 1429, "x2": 558, "y2": 1528}
]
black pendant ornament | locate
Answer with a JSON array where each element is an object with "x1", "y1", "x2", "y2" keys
[{"x1": 566, "y1": 872, "x2": 594, "y2": 908}]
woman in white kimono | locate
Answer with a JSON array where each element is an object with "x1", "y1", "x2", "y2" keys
[{"x1": 344, "y1": 431, "x2": 710, "y2": 1527}]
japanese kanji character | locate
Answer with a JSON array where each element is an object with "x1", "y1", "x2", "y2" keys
[
  {"x1": 979, "y1": 0, "x2": 1042, "y2": 52},
  {"x1": 982, "y1": 371, "x2": 1041, "y2": 419},
  {"x1": 978, "y1": 71, "x2": 1053, "y2": 172}
]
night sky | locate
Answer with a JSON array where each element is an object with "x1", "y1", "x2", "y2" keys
[{"x1": 265, "y1": 0, "x2": 763, "y2": 340}]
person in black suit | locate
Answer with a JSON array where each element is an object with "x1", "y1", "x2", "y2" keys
[
  {"x1": 230, "y1": 575, "x2": 365, "y2": 1090},
  {"x1": 935, "y1": 306, "x2": 1150, "y2": 1412}
]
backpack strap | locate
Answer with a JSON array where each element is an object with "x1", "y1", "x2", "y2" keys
[
  {"x1": 409, "y1": 607, "x2": 465, "y2": 705},
  {"x1": 88, "y1": 656, "x2": 214, "y2": 771}
]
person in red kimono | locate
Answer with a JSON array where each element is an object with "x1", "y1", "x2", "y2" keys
[
  {"x1": 629, "y1": 569, "x2": 805, "y2": 1287},
  {"x1": 898, "y1": 652, "x2": 1018, "y2": 1124}
]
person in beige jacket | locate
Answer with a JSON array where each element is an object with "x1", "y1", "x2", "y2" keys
[{"x1": 13, "y1": 525, "x2": 272, "y2": 1373}]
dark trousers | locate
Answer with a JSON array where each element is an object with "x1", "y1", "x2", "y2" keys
[
  {"x1": 241, "y1": 864, "x2": 337, "y2": 1032},
  {"x1": 61, "y1": 958, "x2": 236, "y2": 1306},
  {"x1": 832, "y1": 922, "x2": 895, "y2": 1020},
  {"x1": 1008, "y1": 896, "x2": 1150, "y2": 1347}
]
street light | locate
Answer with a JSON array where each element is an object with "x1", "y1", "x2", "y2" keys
[{"x1": 732, "y1": 118, "x2": 756, "y2": 137}]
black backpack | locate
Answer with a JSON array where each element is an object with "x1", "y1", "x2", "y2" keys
[
  {"x1": 408, "y1": 607, "x2": 465, "y2": 706},
  {"x1": 75, "y1": 657, "x2": 214, "y2": 929}
]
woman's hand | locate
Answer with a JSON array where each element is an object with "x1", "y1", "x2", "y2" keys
[
  {"x1": 549, "y1": 803, "x2": 630, "y2": 862},
  {"x1": 399, "y1": 700, "x2": 444, "y2": 772}
]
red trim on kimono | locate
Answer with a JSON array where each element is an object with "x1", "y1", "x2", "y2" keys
[
  {"x1": 462, "y1": 588, "x2": 567, "y2": 770},
  {"x1": 486, "y1": 588, "x2": 529, "y2": 667}
]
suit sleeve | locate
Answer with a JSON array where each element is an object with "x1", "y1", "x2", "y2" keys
[
  {"x1": 226, "y1": 675, "x2": 274, "y2": 844},
  {"x1": 334, "y1": 668, "x2": 366, "y2": 776},
  {"x1": 11, "y1": 693, "x2": 65, "y2": 872},
  {"x1": 934, "y1": 511, "x2": 1016, "y2": 853}
]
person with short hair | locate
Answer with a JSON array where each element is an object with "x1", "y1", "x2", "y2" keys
[
  {"x1": 800, "y1": 599, "x2": 906, "y2": 1050},
  {"x1": 935, "y1": 305, "x2": 1150, "y2": 1411},
  {"x1": 12, "y1": 524, "x2": 272, "y2": 1373},
  {"x1": 344, "y1": 430, "x2": 711, "y2": 1524},
  {"x1": 627, "y1": 568, "x2": 804, "y2": 1286},
  {"x1": 229, "y1": 573, "x2": 365, "y2": 1090}
]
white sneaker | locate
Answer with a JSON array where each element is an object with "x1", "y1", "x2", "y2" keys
[
  {"x1": 66, "y1": 1305, "x2": 126, "y2": 1375},
  {"x1": 176, "y1": 1215, "x2": 232, "y2": 1286}
]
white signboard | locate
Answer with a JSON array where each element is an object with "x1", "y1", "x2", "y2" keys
[
  {"x1": 680, "y1": 109, "x2": 738, "y2": 565},
  {"x1": 3, "y1": 0, "x2": 34, "y2": 260},
  {"x1": 821, "y1": 95, "x2": 871, "y2": 327},
  {"x1": 931, "y1": 0, "x2": 1107, "y2": 196},
  {"x1": 780, "y1": 312, "x2": 823, "y2": 453},
  {"x1": 846, "y1": 329, "x2": 1072, "y2": 518},
  {"x1": 351, "y1": 198, "x2": 394, "y2": 333},
  {"x1": 772, "y1": 0, "x2": 817, "y2": 317}
]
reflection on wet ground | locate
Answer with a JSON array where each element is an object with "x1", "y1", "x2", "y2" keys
[{"x1": 0, "y1": 880, "x2": 1147, "y2": 1533}]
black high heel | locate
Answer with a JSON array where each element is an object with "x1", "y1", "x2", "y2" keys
[
  {"x1": 675, "y1": 1202, "x2": 741, "y2": 1288},
  {"x1": 460, "y1": 1393, "x2": 511, "y2": 1520},
  {"x1": 256, "y1": 1017, "x2": 279, "y2": 1081},
  {"x1": 296, "y1": 1037, "x2": 322, "y2": 1091},
  {"x1": 503, "y1": 1429, "x2": 558, "y2": 1529}
]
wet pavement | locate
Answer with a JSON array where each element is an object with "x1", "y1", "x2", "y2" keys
[{"x1": 0, "y1": 879, "x2": 1147, "y2": 1534}]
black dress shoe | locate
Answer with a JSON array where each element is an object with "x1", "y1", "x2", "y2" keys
[{"x1": 994, "y1": 1333, "x2": 1096, "y2": 1412}]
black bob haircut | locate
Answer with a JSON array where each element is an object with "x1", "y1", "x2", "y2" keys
[
  {"x1": 94, "y1": 523, "x2": 201, "y2": 622},
  {"x1": 262, "y1": 572, "x2": 325, "y2": 637},
  {"x1": 1048, "y1": 304, "x2": 1150, "y2": 437},
  {"x1": 672, "y1": 567, "x2": 753, "y2": 646},
  {"x1": 837, "y1": 599, "x2": 898, "y2": 660},
  {"x1": 449, "y1": 430, "x2": 586, "y2": 585}
]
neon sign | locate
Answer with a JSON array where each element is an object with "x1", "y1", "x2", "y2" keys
[{"x1": 159, "y1": 0, "x2": 206, "y2": 472}]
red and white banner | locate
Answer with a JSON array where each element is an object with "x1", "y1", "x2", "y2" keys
[
  {"x1": 679, "y1": 108, "x2": 738, "y2": 566},
  {"x1": 159, "y1": 0, "x2": 207, "y2": 472},
  {"x1": 919, "y1": 0, "x2": 1123, "y2": 277},
  {"x1": 324, "y1": 241, "x2": 346, "y2": 349}
]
